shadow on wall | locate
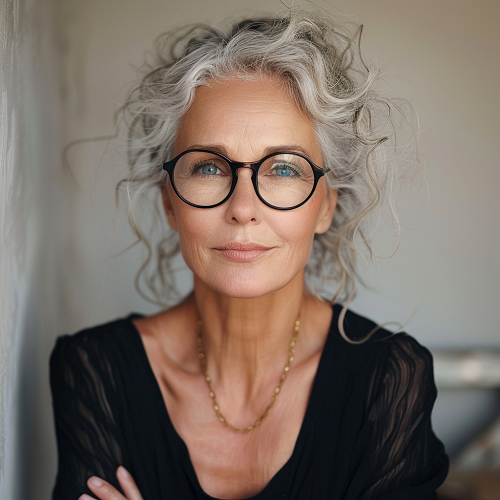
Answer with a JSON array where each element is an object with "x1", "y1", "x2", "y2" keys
[{"x1": 0, "y1": 0, "x2": 64, "y2": 499}]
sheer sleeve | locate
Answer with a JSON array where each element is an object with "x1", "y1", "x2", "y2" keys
[
  {"x1": 50, "y1": 332, "x2": 125, "y2": 500},
  {"x1": 356, "y1": 334, "x2": 449, "y2": 500}
]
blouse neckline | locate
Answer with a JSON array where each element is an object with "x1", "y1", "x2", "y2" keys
[{"x1": 127, "y1": 304, "x2": 340, "y2": 500}]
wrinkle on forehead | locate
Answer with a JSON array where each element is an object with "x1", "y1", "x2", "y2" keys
[{"x1": 173, "y1": 76, "x2": 322, "y2": 164}]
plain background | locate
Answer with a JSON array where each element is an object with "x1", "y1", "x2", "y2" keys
[{"x1": 0, "y1": 0, "x2": 499, "y2": 499}]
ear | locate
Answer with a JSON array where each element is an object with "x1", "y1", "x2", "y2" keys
[
  {"x1": 314, "y1": 188, "x2": 337, "y2": 235},
  {"x1": 161, "y1": 184, "x2": 179, "y2": 232}
]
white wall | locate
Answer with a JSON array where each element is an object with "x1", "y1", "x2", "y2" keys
[{"x1": 1, "y1": 0, "x2": 498, "y2": 499}]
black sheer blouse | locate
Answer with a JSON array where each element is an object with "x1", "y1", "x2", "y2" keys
[{"x1": 50, "y1": 304, "x2": 448, "y2": 500}]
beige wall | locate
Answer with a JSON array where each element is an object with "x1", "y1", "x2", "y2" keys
[
  {"x1": 334, "y1": 0, "x2": 500, "y2": 348},
  {"x1": 0, "y1": 0, "x2": 498, "y2": 498}
]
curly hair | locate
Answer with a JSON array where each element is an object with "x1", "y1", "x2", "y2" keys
[{"x1": 119, "y1": 9, "x2": 418, "y2": 343}]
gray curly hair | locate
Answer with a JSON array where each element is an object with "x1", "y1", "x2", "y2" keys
[{"x1": 120, "y1": 9, "x2": 418, "y2": 342}]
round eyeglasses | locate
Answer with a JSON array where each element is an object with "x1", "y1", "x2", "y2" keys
[{"x1": 162, "y1": 149, "x2": 328, "y2": 210}]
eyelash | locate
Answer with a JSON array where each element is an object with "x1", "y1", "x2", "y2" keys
[
  {"x1": 269, "y1": 162, "x2": 301, "y2": 175},
  {"x1": 187, "y1": 160, "x2": 225, "y2": 175}
]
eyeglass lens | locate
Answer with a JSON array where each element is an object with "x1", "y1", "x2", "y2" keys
[{"x1": 172, "y1": 152, "x2": 315, "y2": 208}]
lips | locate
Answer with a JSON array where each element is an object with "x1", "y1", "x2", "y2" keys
[{"x1": 213, "y1": 242, "x2": 274, "y2": 262}]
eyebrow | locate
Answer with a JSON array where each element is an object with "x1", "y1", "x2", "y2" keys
[{"x1": 184, "y1": 144, "x2": 313, "y2": 160}]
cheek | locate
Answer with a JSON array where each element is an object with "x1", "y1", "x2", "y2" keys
[
  {"x1": 179, "y1": 220, "x2": 212, "y2": 258},
  {"x1": 172, "y1": 206, "x2": 216, "y2": 264},
  {"x1": 279, "y1": 190, "x2": 331, "y2": 273},
  {"x1": 272, "y1": 198, "x2": 323, "y2": 258}
]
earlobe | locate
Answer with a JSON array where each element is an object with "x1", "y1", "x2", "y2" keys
[
  {"x1": 161, "y1": 185, "x2": 179, "y2": 232},
  {"x1": 314, "y1": 188, "x2": 337, "y2": 235}
]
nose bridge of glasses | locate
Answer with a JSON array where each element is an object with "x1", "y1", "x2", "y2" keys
[
  {"x1": 232, "y1": 161, "x2": 259, "y2": 177},
  {"x1": 228, "y1": 162, "x2": 259, "y2": 203}
]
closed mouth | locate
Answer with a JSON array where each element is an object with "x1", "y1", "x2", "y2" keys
[
  {"x1": 213, "y1": 242, "x2": 274, "y2": 261},
  {"x1": 214, "y1": 242, "x2": 272, "y2": 251}
]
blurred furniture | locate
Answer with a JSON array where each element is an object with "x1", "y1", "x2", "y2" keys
[
  {"x1": 434, "y1": 350, "x2": 500, "y2": 390},
  {"x1": 438, "y1": 467, "x2": 500, "y2": 500},
  {"x1": 433, "y1": 350, "x2": 500, "y2": 499}
]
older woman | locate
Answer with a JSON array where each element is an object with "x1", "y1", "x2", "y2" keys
[{"x1": 50, "y1": 11, "x2": 449, "y2": 500}]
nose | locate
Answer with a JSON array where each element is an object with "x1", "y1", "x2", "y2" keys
[{"x1": 224, "y1": 166, "x2": 263, "y2": 225}]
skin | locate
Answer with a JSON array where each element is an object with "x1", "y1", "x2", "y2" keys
[{"x1": 82, "y1": 76, "x2": 337, "y2": 500}]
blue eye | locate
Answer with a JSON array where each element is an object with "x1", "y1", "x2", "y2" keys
[
  {"x1": 275, "y1": 166, "x2": 292, "y2": 177},
  {"x1": 271, "y1": 163, "x2": 301, "y2": 178},
  {"x1": 200, "y1": 164, "x2": 219, "y2": 175}
]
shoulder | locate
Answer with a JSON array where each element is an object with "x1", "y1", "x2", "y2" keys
[
  {"x1": 331, "y1": 309, "x2": 449, "y2": 494},
  {"x1": 333, "y1": 303, "x2": 433, "y2": 361},
  {"x1": 331, "y1": 304, "x2": 436, "y2": 398},
  {"x1": 50, "y1": 314, "x2": 142, "y2": 383},
  {"x1": 52, "y1": 314, "x2": 141, "y2": 352}
]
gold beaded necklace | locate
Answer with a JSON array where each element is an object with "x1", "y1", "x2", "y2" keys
[{"x1": 197, "y1": 317, "x2": 301, "y2": 433}]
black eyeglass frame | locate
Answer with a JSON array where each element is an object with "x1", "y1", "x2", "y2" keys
[{"x1": 162, "y1": 149, "x2": 328, "y2": 211}]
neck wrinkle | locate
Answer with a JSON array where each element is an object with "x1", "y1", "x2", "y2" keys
[{"x1": 192, "y1": 273, "x2": 304, "y2": 399}]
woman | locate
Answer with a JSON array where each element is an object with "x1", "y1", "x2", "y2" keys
[{"x1": 50, "y1": 11, "x2": 449, "y2": 500}]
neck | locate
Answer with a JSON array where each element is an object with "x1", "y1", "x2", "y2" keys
[{"x1": 190, "y1": 271, "x2": 305, "y2": 399}]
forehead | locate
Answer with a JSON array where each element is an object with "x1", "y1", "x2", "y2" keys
[{"x1": 173, "y1": 77, "x2": 321, "y2": 160}]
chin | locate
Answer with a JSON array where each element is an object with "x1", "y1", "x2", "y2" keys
[{"x1": 202, "y1": 267, "x2": 292, "y2": 299}]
